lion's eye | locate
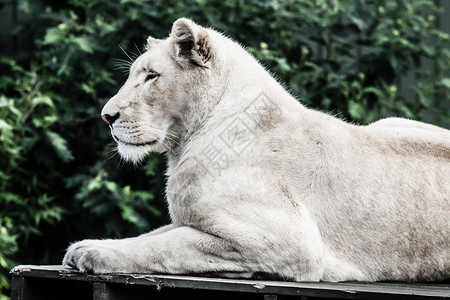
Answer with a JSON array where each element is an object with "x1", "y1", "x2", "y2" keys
[{"x1": 145, "y1": 70, "x2": 159, "y2": 82}]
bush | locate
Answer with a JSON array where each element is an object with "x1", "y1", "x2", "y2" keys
[{"x1": 1, "y1": 0, "x2": 449, "y2": 298}]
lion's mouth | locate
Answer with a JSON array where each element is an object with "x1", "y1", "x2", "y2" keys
[{"x1": 113, "y1": 135, "x2": 158, "y2": 147}]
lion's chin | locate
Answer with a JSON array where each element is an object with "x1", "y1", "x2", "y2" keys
[{"x1": 117, "y1": 142, "x2": 155, "y2": 164}]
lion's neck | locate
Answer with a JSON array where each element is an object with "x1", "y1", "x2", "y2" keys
[{"x1": 166, "y1": 45, "x2": 305, "y2": 168}]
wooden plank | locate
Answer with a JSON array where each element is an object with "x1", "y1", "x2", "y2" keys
[
  {"x1": 10, "y1": 265, "x2": 450, "y2": 299},
  {"x1": 10, "y1": 276, "x2": 25, "y2": 300},
  {"x1": 93, "y1": 283, "x2": 108, "y2": 300}
]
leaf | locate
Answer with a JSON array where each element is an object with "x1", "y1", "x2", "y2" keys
[
  {"x1": 350, "y1": 16, "x2": 367, "y2": 31},
  {"x1": 0, "y1": 96, "x2": 22, "y2": 120},
  {"x1": 81, "y1": 83, "x2": 95, "y2": 95},
  {"x1": 0, "y1": 119, "x2": 14, "y2": 143},
  {"x1": 120, "y1": 205, "x2": 140, "y2": 226},
  {"x1": 43, "y1": 28, "x2": 62, "y2": 45},
  {"x1": 398, "y1": 105, "x2": 416, "y2": 119},
  {"x1": 438, "y1": 78, "x2": 450, "y2": 89},
  {"x1": 348, "y1": 100, "x2": 365, "y2": 120},
  {"x1": 0, "y1": 192, "x2": 24, "y2": 205},
  {"x1": 0, "y1": 119, "x2": 13, "y2": 132},
  {"x1": 31, "y1": 96, "x2": 55, "y2": 110},
  {"x1": 72, "y1": 36, "x2": 94, "y2": 53},
  {"x1": 45, "y1": 131, "x2": 74, "y2": 162},
  {"x1": 415, "y1": 88, "x2": 432, "y2": 108}
]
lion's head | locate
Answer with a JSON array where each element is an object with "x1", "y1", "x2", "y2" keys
[{"x1": 101, "y1": 18, "x2": 227, "y2": 163}]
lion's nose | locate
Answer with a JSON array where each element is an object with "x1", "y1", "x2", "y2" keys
[{"x1": 102, "y1": 112, "x2": 120, "y2": 125}]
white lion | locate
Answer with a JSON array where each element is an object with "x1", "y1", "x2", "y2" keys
[{"x1": 63, "y1": 18, "x2": 450, "y2": 282}]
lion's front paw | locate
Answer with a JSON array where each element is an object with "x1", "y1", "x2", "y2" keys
[{"x1": 63, "y1": 239, "x2": 125, "y2": 274}]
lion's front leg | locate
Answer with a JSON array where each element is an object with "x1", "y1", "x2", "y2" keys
[{"x1": 63, "y1": 226, "x2": 249, "y2": 275}]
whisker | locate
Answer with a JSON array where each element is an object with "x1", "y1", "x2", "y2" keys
[
  {"x1": 134, "y1": 42, "x2": 143, "y2": 56},
  {"x1": 159, "y1": 140, "x2": 177, "y2": 155},
  {"x1": 112, "y1": 61, "x2": 132, "y2": 71},
  {"x1": 112, "y1": 58, "x2": 133, "y2": 77},
  {"x1": 118, "y1": 44, "x2": 134, "y2": 64},
  {"x1": 130, "y1": 51, "x2": 140, "y2": 61},
  {"x1": 108, "y1": 151, "x2": 119, "y2": 161},
  {"x1": 138, "y1": 126, "x2": 183, "y2": 148},
  {"x1": 112, "y1": 58, "x2": 133, "y2": 65},
  {"x1": 113, "y1": 66, "x2": 131, "y2": 71},
  {"x1": 106, "y1": 147, "x2": 117, "y2": 155},
  {"x1": 117, "y1": 156, "x2": 127, "y2": 169},
  {"x1": 112, "y1": 64, "x2": 132, "y2": 70},
  {"x1": 113, "y1": 67, "x2": 132, "y2": 75}
]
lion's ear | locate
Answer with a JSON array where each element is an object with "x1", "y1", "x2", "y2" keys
[
  {"x1": 170, "y1": 18, "x2": 213, "y2": 68},
  {"x1": 146, "y1": 36, "x2": 161, "y2": 49},
  {"x1": 146, "y1": 36, "x2": 161, "y2": 50}
]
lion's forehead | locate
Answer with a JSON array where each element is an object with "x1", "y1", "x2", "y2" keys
[{"x1": 130, "y1": 41, "x2": 173, "y2": 75}]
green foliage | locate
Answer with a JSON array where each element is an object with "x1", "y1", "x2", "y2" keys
[
  {"x1": 71, "y1": 172, "x2": 161, "y2": 236},
  {"x1": 1, "y1": 0, "x2": 449, "y2": 298},
  {"x1": 0, "y1": 219, "x2": 18, "y2": 299},
  {"x1": 233, "y1": 0, "x2": 450, "y2": 125},
  {"x1": 0, "y1": 59, "x2": 67, "y2": 297}
]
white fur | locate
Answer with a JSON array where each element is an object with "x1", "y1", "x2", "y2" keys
[{"x1": 64, "y1": 18, "x2": 450, "y2": 282}]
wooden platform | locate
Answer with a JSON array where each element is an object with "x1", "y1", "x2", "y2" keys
[{"x1": 10, "y1": 265, "x2": 450, "y2": 299}]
